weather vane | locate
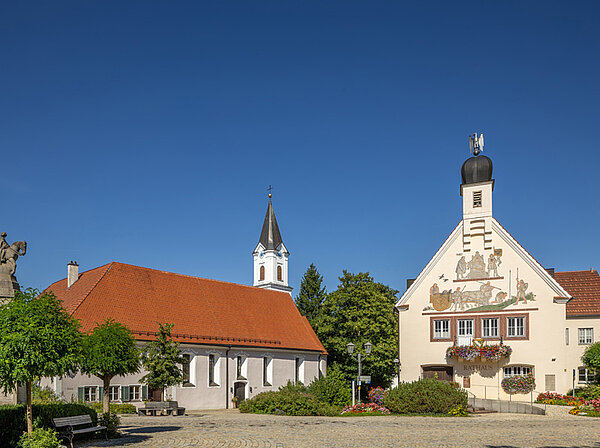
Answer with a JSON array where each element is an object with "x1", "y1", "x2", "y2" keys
[
  {"x1": 469, "y1": 133, "x2": 484, "y2": 156},
  {"x1": 267, "y1": 184, "x2": 273, "y2": 198}
]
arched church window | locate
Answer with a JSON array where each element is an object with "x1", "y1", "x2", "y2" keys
[
  {"x1": 277, "y1": 266, "x2": 283, "y2": 281},
  {"x1": 260, "y1": 266, "x2": 265, "y2": 281}
]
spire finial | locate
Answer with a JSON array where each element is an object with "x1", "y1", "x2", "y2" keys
[
  {"x1": 469, "y1": 133, "x2": 485, "y2": 156},
  {"x1": 267, "y1": 184, "x2": 273, "y2": 199}
]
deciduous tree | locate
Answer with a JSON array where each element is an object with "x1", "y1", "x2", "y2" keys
[
  {"x1": 315, "y1": 271, "x2": 398, "y2": 387},
  {"x1": 81, "y1": 319, "x2": 140, "y2": 413},
  {"x1": 582, "y1": 342, "x2": 600, "y2": 382},
  {"x1": 0, "y1": 289, "x2": 81, "y2": 433},
  {"x1": 140, "y1": 323, "x2": 186, "y2": 400},
  {"x1": 295, "y1": 263, "x2": 327, "y2": 326}
]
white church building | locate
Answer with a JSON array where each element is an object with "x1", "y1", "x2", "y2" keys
[
  {"x1": 43, "y1": 195, "x2": 326, "y2": 410},
  {"x1": 396, "y1": 135, "x2": 599, "y2": 399}
]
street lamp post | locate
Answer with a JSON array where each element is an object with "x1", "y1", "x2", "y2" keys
[{"x1": 347, "y1": 342, "x2": 372, "y2": 404}]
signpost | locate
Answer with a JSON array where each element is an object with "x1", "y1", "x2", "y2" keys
[{"x1": 358, "y1": 375, "x2": 371, "y2": 384}]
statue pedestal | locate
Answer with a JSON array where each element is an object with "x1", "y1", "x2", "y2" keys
[{"x1": 0, "y1": 274, "x2": 19, "y2": 300}]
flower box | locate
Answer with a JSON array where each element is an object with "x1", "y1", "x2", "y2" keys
[{"x1": 446, "y1": 344, "x2": 511, "y2": 361}]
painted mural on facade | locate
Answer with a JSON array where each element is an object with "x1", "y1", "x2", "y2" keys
[{"x1": 423, "y1": 247, "x2": 536, "y2": 312}]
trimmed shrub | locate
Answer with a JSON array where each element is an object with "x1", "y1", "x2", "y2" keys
[
  {"x1": 239, "y1": 381, "x2": 338, "y2": 416},
  {"x1": 307, "y1": 366, "x2": 352, "y2": 408},
  {"x1": 18, "y1": 428, "x2": 62, "y2": 448},
  {"x1": 101, "y1": 412, "x2": 122, "y2": 438},
  {"x1": 575, "y1": 385, "x2": 600, "y2": 401},
  {"x1": 87, "y1": 402, "x2": 137, "y2": 414},
  {"x1": 0, "y1": 403, "x2": 97, "y2": 448},
  {"x1": 384, "y1": 378, "x2": 467, "y2": 415}
]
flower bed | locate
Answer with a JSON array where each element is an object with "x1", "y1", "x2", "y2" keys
[
  {"x1": 446, "y1": 344, "x2": 511, "y2": 361},
  {"x1": 535, "y1": 392, "x2": 586, "y2": 407},
  {"x1": 367, "y1": 387, "x2": 385, "y2": 406},
  {"x1": 501, "y1": 373, "x2": 535, "y2": 394},
  {"x1": 341, "y1": 402, "x2": 391, "y2": 415}
]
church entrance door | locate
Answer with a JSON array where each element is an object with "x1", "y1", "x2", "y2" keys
[
  {"x1": 422, "y1": 365, "x2": 454, "y2": 382},
  {"x1": 233, "y1": 382, "x2": 246, "y2": 405}
]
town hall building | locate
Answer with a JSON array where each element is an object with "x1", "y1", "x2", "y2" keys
[
  {"x1": 395, "y1": 135, "x2": 599, "y2": 399},
  {"x1": 43, "y1": 195, "x2": 327, "y2": 410}
]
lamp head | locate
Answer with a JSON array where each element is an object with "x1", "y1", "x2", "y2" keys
[
  {"x1": 346, "y1": 342, "x2": 355, "y2": 355},
  {"x1": 364, "y1": 342, "x2": 372, "y2": 355}
]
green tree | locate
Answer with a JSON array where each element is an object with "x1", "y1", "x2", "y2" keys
[
  {"x1": 315, "y1": 271, "x2": 398, "y2": 387},
  {"x1": 294, "y1": 263, "x2": 327, "y2": 326},
  {"x1": 0, "y1": 289, "x2": 81, "y2": 434},
  {"x1": 140, "y1": 323, "x2": 186, "y2": 400},
  {"x1": 81, "y1": 319, "x2": 140, "y2": 413},
  {"x1": 582, "y1": 342, "x2": 600, "y2": 382}
]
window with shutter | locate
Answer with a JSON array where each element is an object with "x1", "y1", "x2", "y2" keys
[{"x1": 121, "y1": 385, "x2": 130, "y2": 402}]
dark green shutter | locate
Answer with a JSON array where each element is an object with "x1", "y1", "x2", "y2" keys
[
  {"x1": 77, "y1": 387, "x2": 84, "y2": 402},
  {"x1": 121, "y1": 386, "x2": 130, "y2": 402},
  {"x1": 141, "y1": 385, "x2": 148, "y2": 400},
  {"x1": 98, "y1": 387, "x2": 104, "y2": 402}
]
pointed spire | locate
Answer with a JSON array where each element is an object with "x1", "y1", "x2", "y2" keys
[{"x1": 259, "y1": 195, "x2": 283, "y2": 251}]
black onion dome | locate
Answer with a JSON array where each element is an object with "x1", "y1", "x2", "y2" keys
[{"x1": 461, "y1": 154, "x2": 493, "y2": 185}]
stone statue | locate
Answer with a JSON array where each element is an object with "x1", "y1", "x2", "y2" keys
[{"x1": 0, "y1": 232, "x2": 27, "y2": 299}]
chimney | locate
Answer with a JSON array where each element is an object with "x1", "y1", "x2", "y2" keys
[{"x1": 67, "y1": 261, "x2": 79, "y2": 288}]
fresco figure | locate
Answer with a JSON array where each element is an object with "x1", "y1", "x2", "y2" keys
[
  {"x1": 515, "y1": 279, "x2": 528, "y2": 304},
  {"x1": 493, "y1": 291, "x2": 507, "y2": 304},
  {"x1": 487, "y1": 253, "x2": 501, "y2": 277},
  {"x1": 455, "y1": 256, "x2": 467, "y2": 279},
  {"x1": 479, "y1": 281, "x2": 494, "y2": 305},
  {"x1": 452, "y1": 287, "x2": 465, "y2": 310},
  {"x1": 467, "y1": 251, "x2": 487, "y2": 279}
]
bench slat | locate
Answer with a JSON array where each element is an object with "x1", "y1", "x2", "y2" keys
[
  {"x1": 72, "y1": 425, "x2": 106, "y2": 435},
  {"x1": 53, "y1": 415, "x2": 93, "y2": 426}
]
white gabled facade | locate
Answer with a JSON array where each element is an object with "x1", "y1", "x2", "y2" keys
[{"x1": 396, "y1": 138, "x2": 598, "y2": 399}]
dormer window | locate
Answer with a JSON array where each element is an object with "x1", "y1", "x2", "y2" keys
[
  {"x1": 473, "y1": 191, "x2": 482, "y2": 208},
  {"x1": 259, "y1": 266, "x2": 265, "y2": 281}
]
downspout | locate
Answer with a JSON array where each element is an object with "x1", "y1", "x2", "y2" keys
[{"x1": 225, "y1": 346, "x2": 231, "y2": 409}]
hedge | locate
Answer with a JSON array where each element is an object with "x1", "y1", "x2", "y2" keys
[
  {"x1": 0, "y1": 403, "x2": 97, "y2": 448},
  {"x1": 384, "y1": 378, "x2": 467, "y2": 415},
  {"x1": 86, "y1": 402, "x2": 137, "y2": 414}
]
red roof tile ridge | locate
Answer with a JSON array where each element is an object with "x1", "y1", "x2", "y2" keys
[
  {"x1": 555, "y1": 269, "x2": 598, "y2": 275},
  {"x1": 109, "y1": 261, "x2": 291, "y2": 296},
  {"x1": 70, "y1": 262, "x2": 114, "y2": 316}
]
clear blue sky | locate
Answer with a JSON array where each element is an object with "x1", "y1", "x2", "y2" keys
[{"x1": 2, "y1": 1, "x2": 599, "y2": 296}]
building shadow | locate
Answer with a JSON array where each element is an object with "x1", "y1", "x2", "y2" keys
[{"x1": 126, "y1": 425, "x2": 181, "y2": 434}]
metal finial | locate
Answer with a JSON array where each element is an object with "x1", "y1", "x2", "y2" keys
[
  {"x1": 469, "y1": 133, "x2": 484, "y2": 156},
  {"x1": 267, "y1": 185, "x2": 273, "y2": 198}
]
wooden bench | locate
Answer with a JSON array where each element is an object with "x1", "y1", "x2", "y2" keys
[
  {"x1": 137, "y1": 400, "x2": 185, "y2": 416},
  {"x1": 52, "y1": 414, "x2": 107, "y2": 448}
]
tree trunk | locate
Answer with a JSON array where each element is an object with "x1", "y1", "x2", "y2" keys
[
  {"x1": 103, "y1": 376, "x2": 111, "y2": 414},
  {"x1": 26, "y1": 381, "x2": 33, "y2": 434}
]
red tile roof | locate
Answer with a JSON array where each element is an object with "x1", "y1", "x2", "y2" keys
[
  {"x1": 554, "y1": 269, "x2": 600, "y2": 317},
  {"x1": 44, "y1": 262, "x2": 326, "y2": 353}
]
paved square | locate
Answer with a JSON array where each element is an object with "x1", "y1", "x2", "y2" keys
[{"x1": 81, "y1": 410, "x2": 600, "y2": 448}]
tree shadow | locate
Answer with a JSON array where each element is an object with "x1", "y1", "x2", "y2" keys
[{"x1": 126, "y1": 425, "x2": 181, "y2": 434}]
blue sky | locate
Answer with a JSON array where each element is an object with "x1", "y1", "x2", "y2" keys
[{"x1": 2, "y1": 1, "x2": 599, "y2": 296}]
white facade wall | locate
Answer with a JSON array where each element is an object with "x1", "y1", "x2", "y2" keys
[
  {"x1": 397, "y1": 218, "x2": 595, "y2": 399},
  {"x1": 48, "y1": 343, "x2": 325, "y2": 410}
]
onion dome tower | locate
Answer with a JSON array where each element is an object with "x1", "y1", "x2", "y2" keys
[{"x1": 460, "y1": 133, "x2": 495, "y2": 253}]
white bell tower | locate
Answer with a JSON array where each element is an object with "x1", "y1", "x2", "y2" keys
[{"x1": 252, "y1": 193, "x2": 292, "y2": 293}]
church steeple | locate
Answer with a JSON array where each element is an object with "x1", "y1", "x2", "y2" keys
[{"x1": 253, "y1": 192, "x2": 292, "y2": 293}]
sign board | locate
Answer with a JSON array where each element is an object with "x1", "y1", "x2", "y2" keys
[{"x1": 358, "y1": 376, "x2": 371, "y2": 383}]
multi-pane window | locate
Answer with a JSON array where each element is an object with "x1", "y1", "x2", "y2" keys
[
  {"x1": 433, "y1": 320, "x2": 450, "y2": 339},
  {"x1": 507, "y1": 317, "x2": 525, "y2": 337},
  {"x1": 579, "y1": 367, "x2": 594, "y2": 384},
  {"x1": 457, "y1": 319, "x2": 473, "y2": 345},
  {"x1": 237, "y1": 356, "x2": 247, "y2": 380},
  {"x1": 130, "y1": 385, "x2": 141, "y2": 401},
  {"x1": 109, "y1": 386, "x2": 119, "y2": 401},
  {"x1": 84, "y1": 386, "x2": 97, "y2": 402},
  {"x1": 294, "y1": 357, "x2": 304, "y2": 384},
  {"x1": 182, "y1": 354, "x2": 191, "y2": 384},
  {"x1": 503, "y1": 366, "x2": 531, "y2": 378},
  {"x1": 263, "y1": 356, "x2": 273, "y2": 387},
  {"x1": 579, "y1": 328, "x2": 594, "y2": 345},
  {"x1": 482, "y1": 318, "x2": 499, "y2": 338},
  {"x1": 208, "y1": 354, "x2": 219, "y2": 387}
]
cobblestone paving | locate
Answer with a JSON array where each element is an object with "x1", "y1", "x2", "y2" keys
[{"x1": 80, "y1": 410, "x2": 600, "y2": 448}]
